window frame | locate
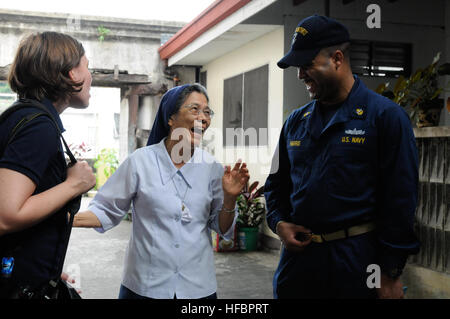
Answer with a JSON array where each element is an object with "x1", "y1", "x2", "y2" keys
[{"x1": 222, "y1": 64, "x2": 269, "y2": 147}]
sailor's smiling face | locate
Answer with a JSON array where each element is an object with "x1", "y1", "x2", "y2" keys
[{"x1": 297, "y1": 49, "x2": 340, "y2": 103}]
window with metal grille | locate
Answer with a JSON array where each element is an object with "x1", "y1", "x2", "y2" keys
[
  {"x1": 350, "y1": 40, "x2": 412, "y2": 78},
  {"x1": 223, "y1": 65, "x2": 268, "y2": 147}
]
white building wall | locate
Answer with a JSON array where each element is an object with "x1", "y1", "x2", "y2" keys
[{"x1": 202, "y1": 26, "x2": 284, "y2": 181}]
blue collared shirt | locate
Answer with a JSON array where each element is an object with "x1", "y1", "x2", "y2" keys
[
  {"x1": 265, "y1": 76, "x2": 420, "y2": 273},
  {"x1": 89, "y1": 138, "x2": 236, "y2": 299}
]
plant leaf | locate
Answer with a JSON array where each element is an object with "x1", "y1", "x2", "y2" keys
[
  {"x1": 249, "y1": 186, "x2": 265, "y2": 201},
  {"x1": 248, "y1": 181, "x2": 259, "y2": 195},
  {"x1": 411, "y1": 70, "x2": 422, "y2": 83},
  {"x1": 432, "y1": 52, "x2": 441, "y2": 65},
  {"x1": 375, "y1": 83, "x2": 387, "y2": 94},
  {"x1": 431, "y1": 88, "x2": 443, "y2": 100},
  {"x1": 393, "y1": 76, "x2": 405, "y2": 94}
]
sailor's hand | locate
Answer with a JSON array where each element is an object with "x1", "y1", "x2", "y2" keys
[
  {"x1": 61, "y1": 272, "x2": 82, "y2": 295},
  {"x1": 376, "y1": 274, "x2": 404, "y2": 299},
  {"x1": 276, "y1": 221, "x2": 312, "y2": 252}
]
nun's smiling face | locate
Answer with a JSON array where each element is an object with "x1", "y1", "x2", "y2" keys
[{"x1": 168, "y1": 91, "x2": 211, "y2": 148}]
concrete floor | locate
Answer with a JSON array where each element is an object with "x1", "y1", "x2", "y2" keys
[{"x1": 63, "y1": 197, "x2": 280, "y2": 299}]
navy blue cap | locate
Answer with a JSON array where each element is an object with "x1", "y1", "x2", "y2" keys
[{"x1": 277, "y1": 15, "x2": 350, "y2": 69}]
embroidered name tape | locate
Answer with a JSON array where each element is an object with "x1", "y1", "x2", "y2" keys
[{"x1": 290, "y1": 141, "x2": 301, "y2": 147}]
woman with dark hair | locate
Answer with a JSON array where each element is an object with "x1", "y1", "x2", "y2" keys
[
  {"x1": 0, "y1": 32, "x2": 96, "y2": 298},
  {"x1": 74, "y1": 83, "x2": 249, "y2": 299}
]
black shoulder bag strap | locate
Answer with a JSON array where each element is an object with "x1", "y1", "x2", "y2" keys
[{"x1": 0, "y1": 98, "x2": 81, "y2": 289}]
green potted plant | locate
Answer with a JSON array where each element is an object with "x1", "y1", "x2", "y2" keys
[
  {"x1": 376, "y1": 52, "x2": 450, "y2": 127},
  {"x1": 236, "y1": 181, "x2": 265, "y2": 251}
]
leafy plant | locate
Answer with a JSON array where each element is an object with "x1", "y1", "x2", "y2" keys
[
  {"x1": 97, "y1": 25, "x2": 110, "y2": 42},
  {"x1": 376, "y1": 52, "x2": 450, "y2": 122},
  {"x1": 93, "y1": 148, "x2": 119, "y2": 189},
  {"x1": 236, "y1": 181, "x2": 265, "y2": 228}
]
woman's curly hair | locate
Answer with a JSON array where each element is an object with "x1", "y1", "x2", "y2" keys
[{"x1": 8, "y1": 31, "x2": 85, "y2": 103}]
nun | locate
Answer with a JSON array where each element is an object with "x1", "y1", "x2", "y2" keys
[{"x1": 73, "y1": 83, "x2": 249, "y2": 299}]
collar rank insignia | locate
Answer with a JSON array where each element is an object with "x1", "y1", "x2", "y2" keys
[
  {"x1": 303, "y1": 111, "x2": 311, "y2": 118},
  {"x1": 351, "y1": 106, "x2": 366, "y2": 120}
]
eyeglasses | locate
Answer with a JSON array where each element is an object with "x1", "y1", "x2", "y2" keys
[{"x1": 184, "y1": 104, "x2": 215, "y2": 119}]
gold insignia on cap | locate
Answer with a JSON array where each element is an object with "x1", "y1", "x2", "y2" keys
[
  {"x1": 356, "y1": 108, "x2": 364, "y2": 116},
  {"x1": 295, "y1": 27, "x2": 308, "y2": 36}
]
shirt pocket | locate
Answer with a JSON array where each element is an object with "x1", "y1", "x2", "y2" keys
[
  {"x1": 287, "y1": 146, "x2": 312, "y2": 192},
  {"x1": 326, "y1": 144, "x2": 372, "y2": 197}
]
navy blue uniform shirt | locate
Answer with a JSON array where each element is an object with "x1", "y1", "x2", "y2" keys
[
  {"x1": 265, "y1": 76, "x2": 420, "y2": 275},
  {"x1": 0, "y1": 98, "x2": 69, "y2": 289}
]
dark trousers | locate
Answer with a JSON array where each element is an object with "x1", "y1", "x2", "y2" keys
[
  {"x1": 118, "y1": 284, "x2": 217, "y2": 299},
  {"x1": 274, "y1": 233, "x2": 378, "y2": 299}
]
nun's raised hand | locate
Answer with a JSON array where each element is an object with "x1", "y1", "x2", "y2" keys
[{"x1": 222, "y1": 160, "x2": 250, "y2": 197}]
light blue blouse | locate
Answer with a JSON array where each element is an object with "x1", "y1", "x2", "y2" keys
[{"x1": 88, "y1": 138, "x2": 237, "y2": 299}]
